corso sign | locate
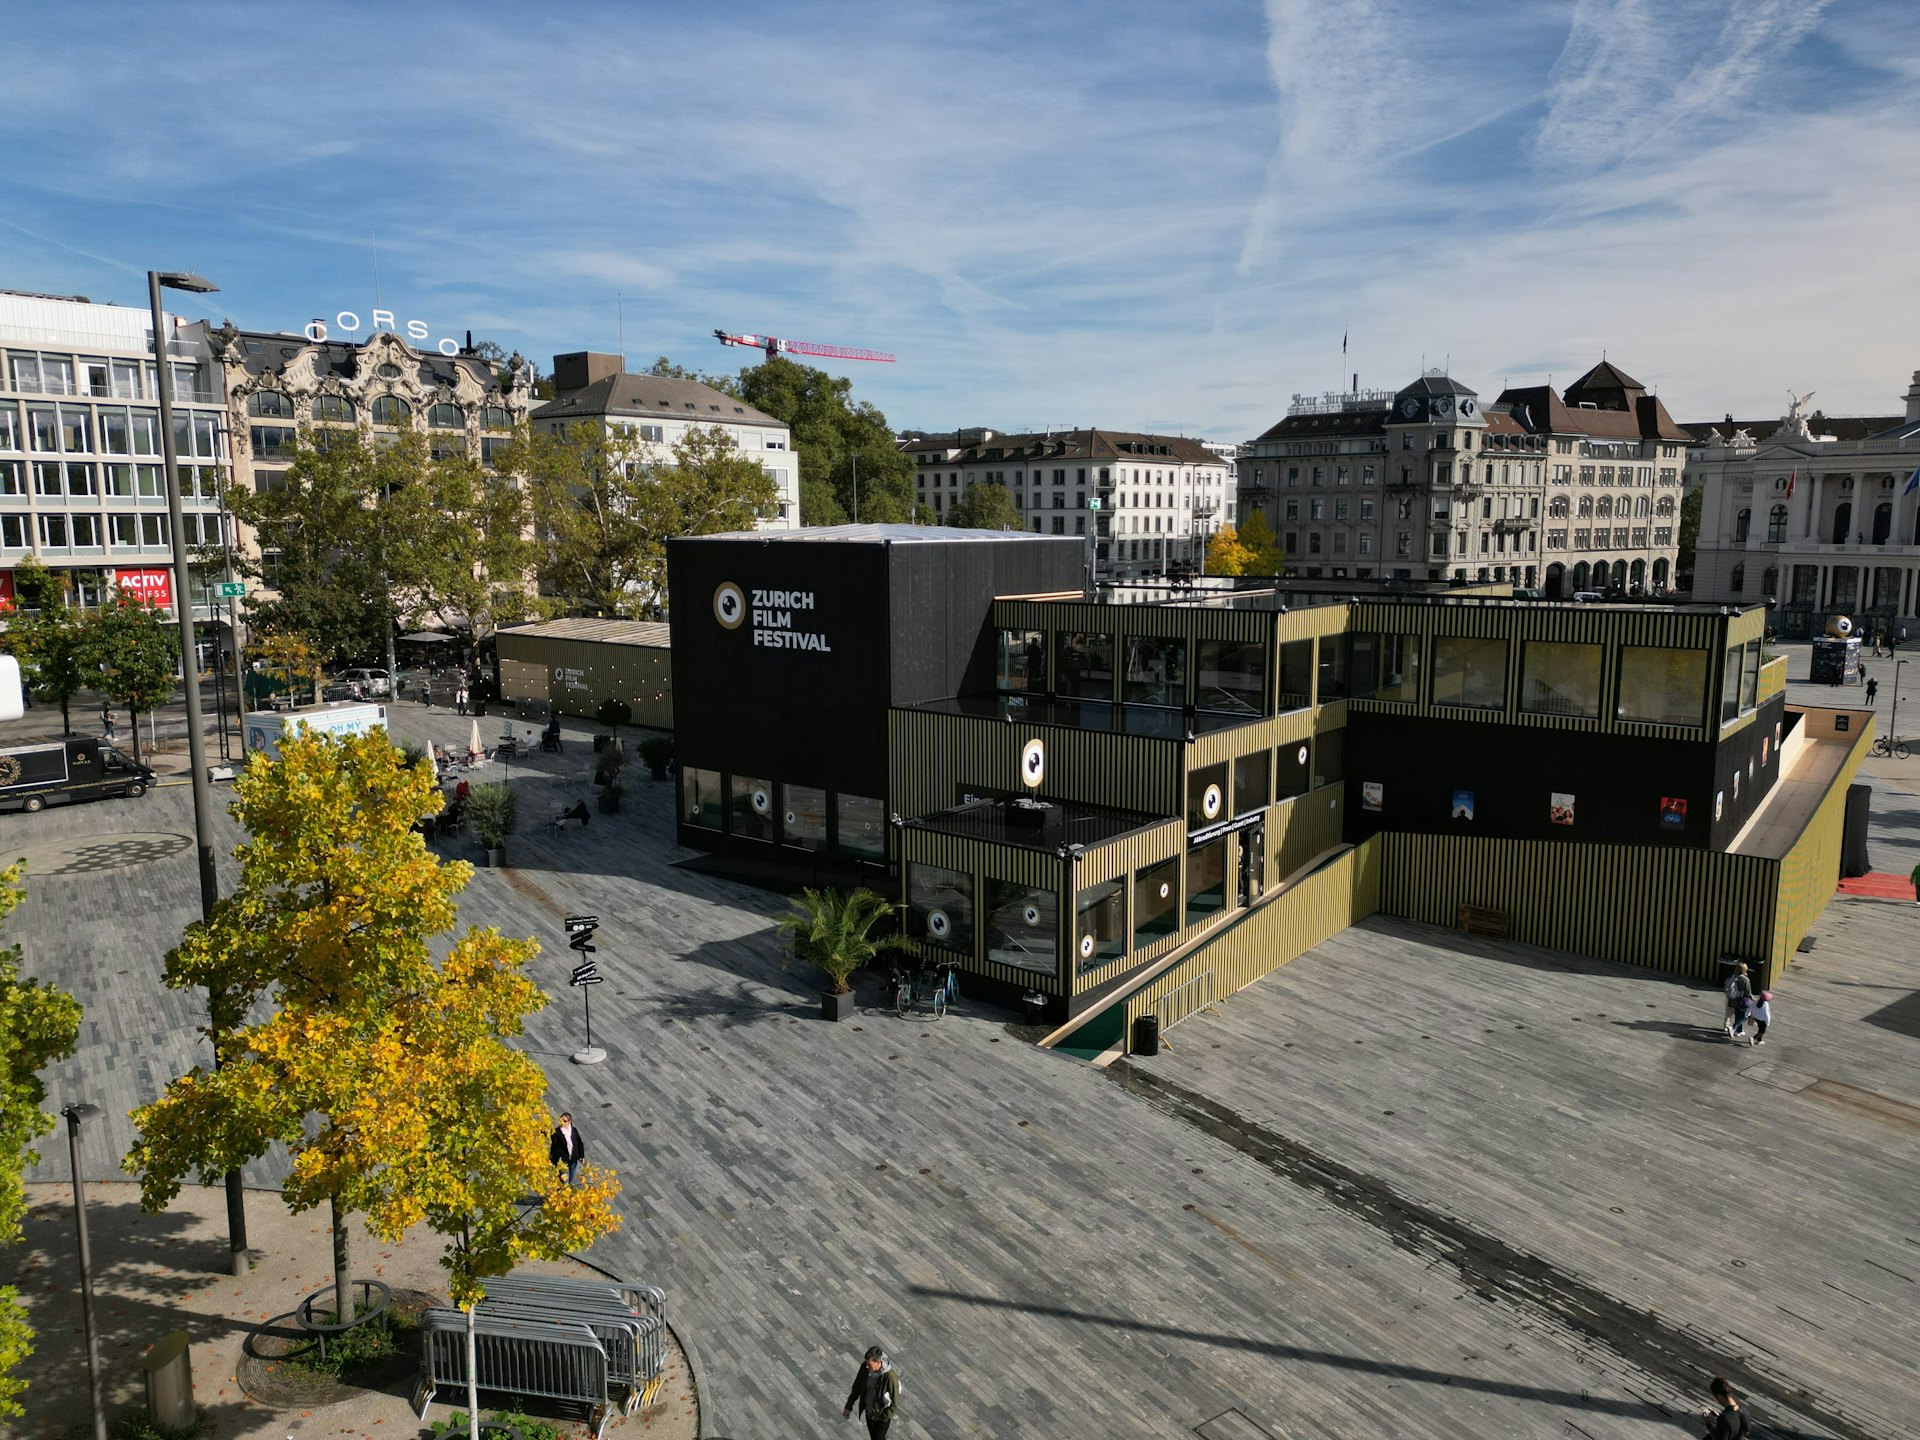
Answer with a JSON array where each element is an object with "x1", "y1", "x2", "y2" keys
[
  {"x1": 304, "y1": 310, "x2": 462, "y2": 356},
  {"x1": 714, "y1": 581, "x2": 832, "y2": 652}
]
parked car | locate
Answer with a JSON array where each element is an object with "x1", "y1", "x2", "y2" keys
[
  {"x1": 334, "y1": 667, "x2": 392, "y2": 697},
  {"x1": 1569, "y1": 591, "x2": 1606, "y2": 603},
  {"x1": 0, "y1": 738, "x2": 154, "y2": 813}
]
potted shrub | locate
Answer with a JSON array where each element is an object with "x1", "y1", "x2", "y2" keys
[
  {"x1": 465, "y1": 782, "x2": 517, "y2": 867},
  {"x1": 637, "y1": 735, "x2": 674, "y2": 782},
  {"x1": 777, "y1": 887, "x2": 912, "y2": 1022},
  {"x1": 596, "y1": 742, "x2": 627, "y2": 814}
]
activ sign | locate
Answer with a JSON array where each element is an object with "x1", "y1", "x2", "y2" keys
[
  {"x1": 303, "y1": 311, "x2": 462, "y2": 356},
  {"x1": 713, "y1": 581, "x2": 832, "y2": 652},
  {"x1": 113, "y1": 567, "x2": 174, "y2": 612}
]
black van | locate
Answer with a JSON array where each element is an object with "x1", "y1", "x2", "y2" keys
[{"x1": 0, "y1": 738, "x2": 155, "y2": 813}]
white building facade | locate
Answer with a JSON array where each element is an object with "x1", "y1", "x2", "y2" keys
[{"x1": 1689, "y1": 371, "x2": 1920, "y2": 637}]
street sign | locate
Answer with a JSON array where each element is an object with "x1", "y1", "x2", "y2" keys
[
  {"x1": 564, "y1": 914, "x2": 599, "y2": 933},
  {"x1": 216, "y1": 581, "x2": 245, "y2": 598},
  {"x1": 1087, "y1": 498, "x2": 1101, "y2": 510},
  {"x1": 569, "y1": 960, "x2": 603, "y2": 987},
  {"x1": 569, "y1": 934, "x2": 597, "y2": 954}
]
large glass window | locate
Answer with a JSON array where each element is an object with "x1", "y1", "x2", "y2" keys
[
  {"x1": 728, "y1": 773, "x2": 774, "y2": 841},
  {"x1": 835, "y1": 793, "x2": 886, "y2": 859},
  {"x1": 1432, "y1": 636, "x2": 1508, "y2": 709},
  {"x1": 909, "y1": 864, "x2": 974, "y2": 953},
  {"x1": 1133, "y1": 859, "x2": 1180, "y2": 949},
  {"x1": 997, "y1": 629, "x2": 1046, "y2": 694},
  {"x1": 681, "y1": 768, "x2": 723, "y2": 830},
  {"x1": 1187, "y1": 762, "x2": 1229, "y2": 828},
  {"x1": 1054, "y1": 632, "x2": 1114, "y2": 700},
  {"x1": 1617, "y1": 647, "x2": 1709, "y2": 725},
  {"x1": 1521, "y1": 642, "x2": 1603, "y2": 718},
  {"x1": 1276, "y1": 740, "x2": 1311, "y2": 799},
  {"x1": 1373, "y1": 634, "x2": 1421, "y2": 702},
  {"x1": 1741, "y1": 638, "x2": 1761, "y2": 713},
  {"x1": 1315, "y1": 634, "x2": 1351, "y2": 699},
  {"x1": 985, "y1": 880, "x2": 1057, "y2": 974},
  {"x1": 1122, "y1": 635, "x2": 1185, "y2": 706},
  {"x1": 781, "y1": 784, "x2": 828, "y2": 850},
  {"x1": 312, "y1": 394, "x2": 356, "y2": 422},
  {"x1": 1075, "y1": 878, "x2": 1126, "y2": 974},
  {"x1": 1311, "y1": 729, "x2": 1344, "y2": 789},
  {"x1": 1278, "y1": 639, "x2": 1314, "y2": 710},
  {"x1": 1234, "y1": 750, "x2": 1270, "y2": 816},
  {"x1": 1185, "y1": 841, "x2": 1228, "y2": 923},
  {"x1": 247, "y1": 391, "x2": 294, "y2": 418},
  {"x1": 1719, "y1": 645, "x2": 1743, "y2": 724},
  {"x1": 1196, "y1": 639, "x2": 1265, "y2": 714},
  {"x1": 369, "y1": 395, "x2": 411, "y2": 426},
  {"x1": 428, "y1": 403, "x2": 465, "y2": 430}
]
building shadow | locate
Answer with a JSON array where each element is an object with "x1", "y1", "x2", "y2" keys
[
  {"x1": 1609, "y1": 1018, "x2": 1729, "y2": 1043},
  {"x1": 1861, "y1": 990, "x2": 1920, "y2": 1040}
]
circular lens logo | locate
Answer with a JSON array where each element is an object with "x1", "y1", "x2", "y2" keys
[
  {"x1": 751, "y1": 788, "x2": 771, "y2": 815},
  {"x1": 1020, "y1": 737, "x2": 1046, "y2": 789},
  {"x1": 1202, "y1": 783, "x2": 1223, "y2": 820},
  {"x1": 714, "y1": 582, "x2": 746, "y2": 630},
  {"x1": 1078, "y1": 933, "x2": 1095, "y2": 959},
  {"x1": 1022, "y1": 904, "x2": 1040, "y2": 926},
  {"x1": 927, "y1": 909, "x2": 952, "y2": 941}
]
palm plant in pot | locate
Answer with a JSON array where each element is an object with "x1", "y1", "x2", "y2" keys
[
  {"x1": 465, "y1": 782, "x2": 517, "y2": 867},
  {"x1": 777, "y1": 887, "x2": 912, "y2": 1021},
  {"x1": 636, "y1": 734, "x2": 674, "y2": 781}
]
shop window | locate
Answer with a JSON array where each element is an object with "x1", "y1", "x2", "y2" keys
[
  {"x1": 1075, "y1": 878, "x2": 1126, "y2": 974},
  {"x1": 1122, "y1": 635, "x2": 1185, "y2": 706},
  {"x1": 1234, "y1": 750, "x2": 1270, "y2": 816},
  {"x1": 1187, "y1": 762, "x2": 1228, "y2": 828},
  {"x1": 1275, "y1": 740, "x2": 1310, "y2": 799},
  {"x1": 985, "y1": 880, "x2": 1057, "y2": 974},
  {"x1": 909, "y1": 864, "x2": 974, "y2": 953},
  {"x1": 1741, "y1": 638, "x2": 1761, "y2": 713},
  {"x1": 1133, "y1": 858, "x2": 1180, "y2": 949},
  {"x1": 1315, "y1": 634, "x2": 1351, "y2": 699},
  {"x1": 681, "y1": 768, "x2": 723, "y2": 830},
  {"x1": 1719, "y1": 645, "x2": 1743, "y2": 724},
  {"x1": 1185, "y1": 840, "x2": 1227, "y2": 923},
  {"x1": 1054, "y1": 631, "x2": 1114, "y2": 701},
  {"x1": 1521, "y1": 642, "x2": 1603, "y2": 719},
  {"x1": 1196, "y1": 638, "x2": 1265, "y2": 714},
  {"x1": 835, "y1": 793, "x2": 886, "y2": 859},
  {"x1": 1432, "y1": 636, "x2": 1507, "y2": 710},
  {"x1": 997, "y1": 629, "x2": 1046, "y2": 694},
  {"x1": 1616, "y1": 647, "x2": 1708, "y2": 726},
  {"x1": 1278, "y1": 639, "x2": 1314, "y2": 710},
  {"x1": 781, "y1": 784, "x2": 828, "y2": 850},
  {"x1": 1311, "y1": 728, "x2": 1344, "y2": 789},
  {"x1": 727, "y1": 774, "x2": 775, "y2": 841}
]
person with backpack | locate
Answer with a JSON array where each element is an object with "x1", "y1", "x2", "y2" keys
[
  {"x1": 1700, "y1": 1376, "x2": 1750, "y2": 1437},
  {"x1": 1723, "y1": 963, "x2": 1753, "y2": 1042},
  {"x1": 842, "y1": 1344, "x2": 902, "y2": 1438}
]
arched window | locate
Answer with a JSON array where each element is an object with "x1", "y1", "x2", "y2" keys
[
  {"x1": 428, "y1": 403, "x2": 464, "y2": 430},
  {"x1": 1578, "y1": 496, "x2": 1593, "y2": 517},
  {"x1": 1653, "y1": 558, "x2": 1670, "y2": 588},
  {"x1": 1630, "y1": 559, "x2": 1646, "y2": 587},
  {"x1": 1596, "y1": 496, "x2": 1612, "y2": 518},
  {"x1": 1572, "y1": 562, "x2": 1590, "y2": 591},
  {"x1": 1761, "y1": 566, "x2": 1777, "y2": 595},
  {"x1": 1734, "y1": 507, "x2": 1751, "y2": 541},
  {"x1": 1830, "y1": 501, "x2": 1850, "y2": 545},
  {"x1": 1611, "y1": 560, "x2": 1628, "y2": 589},
  {"x1": 1636, "y1": 497, "x2": 1650, "y2": 517},
  {"x1": 482, "y1": 406, "x2": 514, "y2": 431},
  {"x1": 1766, "y1": 504, "x2": 1787, "y2": 542},
  {"x1": 1730, "y1": 564, "x2": 1745, "y2": 593},
  {"x1": 1657, "y1": 496, "x2": 1675, "y2": 517},
  {"x1": 312, "y1": 394, "x2": 355, "y2": 422},
  {"x1": 1872, "y1": 501, "x2": 1892, "y2": 544},
  {"x1": 369, "y1": 395, "x2": 411, "y2": 426},
  {"x1": 247, "y1": 391, "x2": 293, "y2": 418}
]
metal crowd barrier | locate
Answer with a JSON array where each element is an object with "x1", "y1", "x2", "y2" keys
[
  {"x1": 484, "y1": 1273, "x2": 666, "y2": 1325},
  {"x1": 477, "y1": 1275, "x2": 668, "y2": 1408},
  {"x1": 413, "y1": 1310, "x2": 613, "y2": 1440}
]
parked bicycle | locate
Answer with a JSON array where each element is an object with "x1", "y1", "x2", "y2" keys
[
  {"x1": 1870, "y1": 733, "x2": 1910, "y2": 759},
  {"x1": 892, "y1": 962, "x2": 955, "y2": 1019}
]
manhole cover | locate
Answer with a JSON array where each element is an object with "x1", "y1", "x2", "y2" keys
[{"x1": 12, "y1": 832, "x2": 193, "y2": 876}]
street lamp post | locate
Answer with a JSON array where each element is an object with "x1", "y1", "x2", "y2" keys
[
  {"x1": 149, "y1": 270, "x2": 249, "y2": 1273},
  {"x1": 62, "y1": 1103, "x2": 107, "y2": 1440}
]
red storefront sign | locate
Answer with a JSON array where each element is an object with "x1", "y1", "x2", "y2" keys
[
  {"x1": 0, "y1": 572, "x2": 13, "y2": 611},
  {"x1": 114, "y1": 567, "x2": 174, "y2": 612}
]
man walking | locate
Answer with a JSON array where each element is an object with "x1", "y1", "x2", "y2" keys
[
  {"x1": 1723, "y1": 962, "x2": 1754, "y2": 1042},
  {"x1": 842, "y1": 1345, "x2": 902, "y2": 1438},
  {"x1": 549, "y1": 1111, "x2": 586, "y2": 1185}
]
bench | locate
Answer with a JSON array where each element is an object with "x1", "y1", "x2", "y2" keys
[{"x1": 1456, "y1": 903, "x2": 1511, "y2": 939}]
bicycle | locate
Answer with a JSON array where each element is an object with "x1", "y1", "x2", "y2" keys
[
  {"x1": 892, "y1": 963, "x2": 952, "y2": 1019},
  {"x1": 1869, "y1": 733, "x2": 1911, "y2": 759}
]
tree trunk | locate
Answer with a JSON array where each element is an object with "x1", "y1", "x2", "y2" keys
[
  {"x1": 467, "y1": 1302, "x2": 481, "y2": 1440},
  {"x1": 60, "y1": 694, "x2": 71, "y2": 736},
  {"x1": 128, "y1": 711, "x2": 142, "y2": 766},
  {"x1": 330, "y1": 1194, "x2": 352, "y2": 1326},
  {"x1": 386, "y1": 630, "x2": 399, "y2": 703}
]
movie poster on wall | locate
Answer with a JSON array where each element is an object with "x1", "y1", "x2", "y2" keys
[
  {"x1": 1361, "y1": 781, "x2": 1383, "y2": 811},
  {"x1": 1549, "y1": 793, "x2": 1575, "y2": 826},
  {"x1": 1451, "y1": 790, "x2": 1474, "y2": 820},
  {"x1": 1660, "y1": 796, "x2": 1687, "y2": 828}
]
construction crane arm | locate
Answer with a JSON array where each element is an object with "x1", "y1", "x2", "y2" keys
[{"x1": 713, "y1": 330, "x2": 895, "y2": 363}]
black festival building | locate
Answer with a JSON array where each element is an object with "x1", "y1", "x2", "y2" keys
[{"x1": 668, "y1": 526, "x2": 1867, "y2": 1053}]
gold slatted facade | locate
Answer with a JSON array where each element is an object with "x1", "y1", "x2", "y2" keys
[
  {"x1": 1767, "y1": 710, "x2": 1871, "y2": 979},
  {"x1": 898, "y1": 824, "x2": 1072, "y2": 995}
]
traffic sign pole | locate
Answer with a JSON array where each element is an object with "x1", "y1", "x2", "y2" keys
[{"x1": 566, "y1": 919, "x2": 607, "y2": 1065}]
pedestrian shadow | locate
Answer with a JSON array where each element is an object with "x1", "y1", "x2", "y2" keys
[{"x1": 1609, "y1": 1018, "x2": 1728, "y2": 1043}]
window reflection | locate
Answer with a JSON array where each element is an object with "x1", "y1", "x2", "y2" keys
[
  {"x1": 1278, "y1": 639, "x2": 1314, "y2": 710},
  {"x1": 997, "y1": 629, "x2": 1046, "y2": 694},
  {"x1": 728, "y1": 774, "x2": 774, "y2": 840},
  {"x1": 1432, "y1": 636, "x2": 1507, "y2": 710},
  {"x1": 1054, "y1": 632, "x2": 1114, "y2": 700},
  {"x1": 1133, "y1": 859, "x2": 1180, "y2": 949},
  {"x1": 1616, "y1": 647, "x2": 1708, "y2": 726},
  {"x1": 1234, "y1": 751, "x2": 1270, "y2": 816},
  {"x1": 910, "y1": 864, "x2": 974, "y2": 953},
  {"x1": 985, "y1": 880, "x2": 1057, "y2": 974},
  {"x1": 1076, "y1": 878, "x2": 1127, "y2": 973},
  {"x1": 1196, "y1": 639, "x2": 1265, "y2": 713},
  {"x1": 681, "y1": 768, "x2": 722, "y2": 831},
  {"x1": 835, "y1": 793, "x2": 886, "y2": 859},
  {"x1": 1122, "y1": 635, "x2": 1185, "y2": 706},
  {"x1": 1185, "y1": 841, "x2": 1227, "y2": 922},
  {"x1": 1521, "y1": 642, "x2": 1603, "y2": 718},
  {"x1": 781, "y1": 784, "x2": 828, "y2": 850}
]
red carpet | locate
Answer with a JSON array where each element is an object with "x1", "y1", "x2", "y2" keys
[{"x1": 1837, "y1": 871, "x2": 1918, "y2": 899}]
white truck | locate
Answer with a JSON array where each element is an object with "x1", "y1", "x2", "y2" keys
[{"x1": 242, "y1": 702, "x2": 390, "y2": 760}]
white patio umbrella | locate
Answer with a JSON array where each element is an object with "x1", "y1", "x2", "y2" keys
[{"x1": 468, "y1": 718, "x2": 484, "y2": 758}]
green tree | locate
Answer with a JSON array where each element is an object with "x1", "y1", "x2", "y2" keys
[
  {"x1": 0, "y1": 864, "x2": 83, "y2": 1419},
  {"x1": 1237, "y1": 510, "x2": 1285, "y2": 575},
  {"x1": 0, "y1": 604, "x2": 91, "y2": 737},
  {"x1": 387, "y1": 453, "x2": 535, "y2": 643},
  {"x1": 8, "y1": 557, "x2": 63, "y2": 612},
  {"x1": 648, "y1": 356, "x2": 741, "y2": 394},
  {"x1": 945, "y1": 481, "x2": 1023, "y2": 532},
  {"x1": 85, "y1": 598, "x2": 178, "y2": 765},
  {"x1": 502, "y1": 422, "x2": 776, "y2": 617},
  {"x1": 1204, "y1": 524, "x2": 1255, "y2": 577},
  {"x1": 736, "y1": 357, "x2": 913, "y2": 525},
  {"x1": 124, "y1": 730, "x2": 507, "y2": 1325},
  {"x1": 777, "y1": 887, "x2": 912, "y2": 995},
  {"x1": 1676, "y1": 488, "x2": 1704, "y2": 592}
]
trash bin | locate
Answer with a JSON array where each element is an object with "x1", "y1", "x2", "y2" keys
[
  {"x1": 1133, "y1": 1011, "x2": 1161, "y2": 1057},
  {"x1": 141, "y1": 1330, "x2": 194, "y2": 1429},
  {"x1": 1021, "y1": 992, "x2": 1048, "y2": 1027}
]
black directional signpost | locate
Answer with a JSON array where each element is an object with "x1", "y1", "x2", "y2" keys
[{"x1": 565, "y1": 915, "x2": 606, "y2": 1065}]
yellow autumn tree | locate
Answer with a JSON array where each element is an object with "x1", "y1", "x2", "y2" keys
[
  {"x1": 1204, "y1": 524, "x2": 1255, "y2": 576},
  {"x1": 1237, "y1": 509, "x2": 1285, "y2": 575},
  {"x1": 124, "y1": 729, "x2": 521, "y2": 1324}
]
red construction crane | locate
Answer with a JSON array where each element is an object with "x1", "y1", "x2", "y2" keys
[{"x1": 714, "y1": 329, "x2": 895, "y2": 364}]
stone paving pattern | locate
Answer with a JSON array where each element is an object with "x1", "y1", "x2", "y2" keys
[{"x1": 3, "y1": 667, "x2": 1917, "y2": 1438}]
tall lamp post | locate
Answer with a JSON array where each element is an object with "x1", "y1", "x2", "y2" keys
[
  {"x1": 149, "y1": 270, "x2": 249, "y2": 1273},
  {"x1": 62, "y1": 1103, "x2": 107, "y2": 1440}
]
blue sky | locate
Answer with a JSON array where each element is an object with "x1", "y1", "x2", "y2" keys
[{"x1": 4, "y1": 0, "x2": 1917, "y2": 438}]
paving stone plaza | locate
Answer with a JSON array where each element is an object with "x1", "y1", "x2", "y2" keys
[{"x1": 7, "y1": 663, "x2": 1919, "y2": 1439}]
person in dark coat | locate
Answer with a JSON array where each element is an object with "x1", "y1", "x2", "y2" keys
[
  {"x1": 842, "y1": 1345, "x2": 902, "y2": 1438},
  {"x1": 1700, "y1": 1376, "x2": 1750, "y2": 1438},
  {"x1": 548, "y1": 1112, "x2": 586, "y2": 1184}
]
